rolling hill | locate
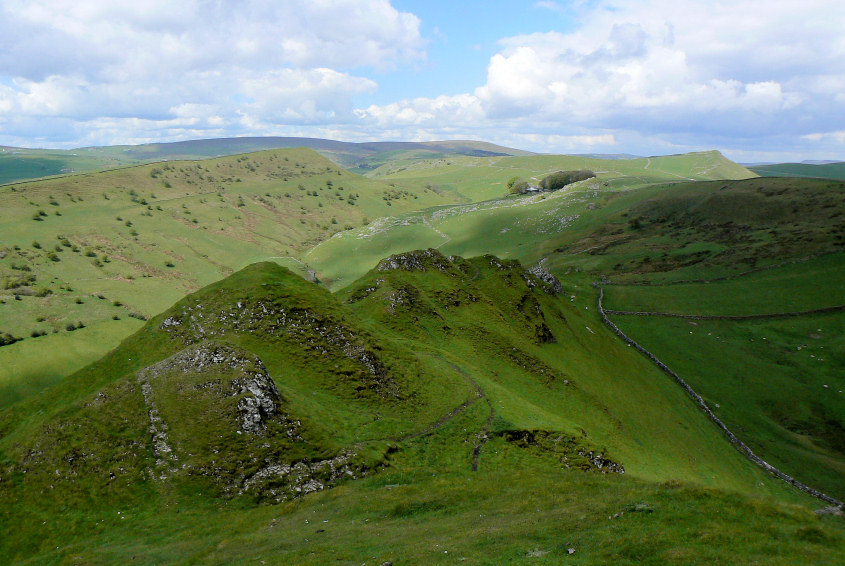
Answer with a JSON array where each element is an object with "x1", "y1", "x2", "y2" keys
[
  {"x1": 2, "y1": 251, "x2": 841, "y2": 564},
  {"x1": 0, "y1": 137, "x2": 532, "y2": 185},
  {"x1": 2, "y1": 140, "x2": 844, "y2": 563}
]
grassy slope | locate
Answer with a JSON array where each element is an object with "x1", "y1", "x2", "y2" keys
[
  {"x1": 751, "y1": 162, "x2": 845, "y2": 180},
  {"x1": 0, "y1": 148, "x2": 457, "y2": 395},
  {"x1": 601, "y1": 253, "x2": 845, "y2": 500},
  {"x1": 305, "y1": 160, "x2": 781, "y2": 291},
  {"x1": 0, "y1": 138, "x2": 531, "y2": 185},
  {"x1": 2, "y1": 254, "x2": 839, "y2": 564},
  {"x1": 602, "y1": 253, "x2": 845, "y2": 315},
  {"x1": 304, "y1": 171, "x2": 845, "y2": 510}
]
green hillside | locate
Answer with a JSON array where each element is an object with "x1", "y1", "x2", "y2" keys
[
  {"x1": 751, "y1": 162, "x2": 845, "y2": 180},
  {"x1": 0, "y1": 138, "x2": 531, "y2": 185},
  {"x1": 0, "y1": 147, "x2": 457, "y2": 401},
  {"x1": 2, "y1": 252, "x2": 840, "y2": 564}
]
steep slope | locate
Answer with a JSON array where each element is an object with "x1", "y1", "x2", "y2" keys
[
  {"x1": 0, "y1": 148, "x2": 457, "y2": 401},
  {"x1": 2, "y1": 251, "x2": 841, "y2": 563}
]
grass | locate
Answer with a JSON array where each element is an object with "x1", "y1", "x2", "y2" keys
[
  {"x1": 611, "y1": 312, "x2": 845, "y2": 501},
  {"x1": 2, "y1": 253, "x2": 836, "y2": 563},
  {"x1": 2, "y1": 144, "x2": 844, "y2": 563},
  {"x1": 0, "y1": 317, "x2": 144, "y2": 408},
  {"x1": 751, "y1": 162, "x2": 845, "y2": 180},
  {"x1": 602, "y1": 252, "x2": 845, "y2": 315},
  {"x1": 0, "y1": 147, "x2": 461, "y2": 399}
]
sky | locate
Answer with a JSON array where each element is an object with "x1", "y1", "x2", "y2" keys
[{"x1": 0, "y1": 0, "x2": 843, "y2": 162}]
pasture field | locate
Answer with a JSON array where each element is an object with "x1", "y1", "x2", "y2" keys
[{"x1": 602, "y1": 252, "x2": 845, "y2": 315}]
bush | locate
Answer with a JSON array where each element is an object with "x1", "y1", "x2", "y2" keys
[
  {"x1": 539, "y1": 170, "x2": 596, "y2": 191},
  {"x1": 508, "y1": 180, "x2": 529, "y2": 194}
]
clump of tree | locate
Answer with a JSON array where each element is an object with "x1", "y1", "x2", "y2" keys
[
  {"x1": 506, "y1": 176, "x2": 530, "y2": 194},
  {"x1": 539, "y1": 170, "x2": 596, "y2": 191},
  {"x1": 0, "y1": 332, "x2": 21, "y2": 347}
]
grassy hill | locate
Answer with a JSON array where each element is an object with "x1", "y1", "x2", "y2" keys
[
  {"x1": 0, "y1": 147, "x2": 459, "y2": 402},
  {"x1": 751, "y1": 162, "x2": 845, "y2": 180},
  {"x1": 0, "y1": 138, "x2": 531, "y2": 185},
  {"x1": 2, "y1": 252, "x2": 841, "y2": 563}
]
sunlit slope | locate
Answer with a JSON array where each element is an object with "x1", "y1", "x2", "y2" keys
[
  {"x1": 306, "y1": 176, "x2": 844, "y2": 291},
  {"x1": 0, "y1": 148, "x2": 457, "y2": 398},
  {"x1": 364, "y1": 149, "x2": 756, "y2": 202},
  {"x1": 2, "y1": 252, "x2": 830, "y2": 563}
]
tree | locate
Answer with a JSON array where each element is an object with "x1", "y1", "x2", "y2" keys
[
  {"x1": 507, "y1": 177, "x2": 529, "y2": 194},
  {"x1": 540, "y1": 170, "x2": 596, "y2": 191}
]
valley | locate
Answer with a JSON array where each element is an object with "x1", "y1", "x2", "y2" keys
[{"x1": 1, "y1": 141, "x2": 843, "y2": 564}]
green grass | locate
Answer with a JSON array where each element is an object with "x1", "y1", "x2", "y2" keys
[
  {"x1": 611, "y1": 312, "x2": 845, "y2": 501},
  {"x1": 0, "y1": 147, "x2": 461, "y2": 399},
  {"x1": 602, "y1": 252, "x2": 845, "y2": 315},
  {"x1": 0, "y1": 317, "x2": 144, "y2": 408},
  {"x1": 751, "y1": 162, "x2": 845, "y2": 180},
  {"x1": 2, "y1": 252, "x2": 836, "y2": 563}
]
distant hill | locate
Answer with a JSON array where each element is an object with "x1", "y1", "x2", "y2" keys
[
  {"x1": 0, "y1": 137, "x2": 533, "y2": 185},
  {"x1": 750, "y1": 161, "x2": 845, "y2": 180}
]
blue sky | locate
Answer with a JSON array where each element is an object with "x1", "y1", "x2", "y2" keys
[{"x1": 0, "y1": 0, "x2": 843, "y2": 162}]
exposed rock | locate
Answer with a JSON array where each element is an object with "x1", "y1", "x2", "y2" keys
[
  {"x1": 815, "y1": 506, "x2": 844, "y2": 517},
  {"x1": 528, "y1": 264, "x2": 563, "y2": 294},
  {"x1": 377, "y1": 248, "x2": 452, "y2": 272}
]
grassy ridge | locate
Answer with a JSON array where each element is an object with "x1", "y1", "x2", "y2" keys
[
  {"x1": 307, "y1": 176, "x2": 842, "y2": 292},
  {"x1": 0, "y1": 148, "x2": 458, "y2": 395},
  {"x1": 3, "y1": 251, "x2": 836, "y2": 563},
  {"x1": 0, "y1": 138, "x2": 531, "y2": 185}
]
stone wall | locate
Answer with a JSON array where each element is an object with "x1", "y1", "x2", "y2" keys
[{"x1": 593, "y1": 283, "x2": 843, "y2": 508}]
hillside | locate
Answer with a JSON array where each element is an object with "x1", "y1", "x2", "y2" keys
[
  {"x1": 2, "y1": 251, "x2": 841, "y2": 563},
  {"x1": 0, "y1": 147, "x2": 754, "y2": 404},
  {"x1": 0, "y1": 138, "x2": 532, "y2": 185},
  {"x1": 750, "y1": 162, "x2": 845, "y2": 180},
  {"x1": 0, "y1": 147, "x2": 457, "y2": 403}
]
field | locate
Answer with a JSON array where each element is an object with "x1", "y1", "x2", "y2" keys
[
  {"x1": 601, "y1": 252, "x2": 845, "y2": 501},
  {"x1": 751, "y1": 162, "x2": 845, "y2": 180},
  {"x1": 1, "y1": 142, "x2": 844, "y2": 564}
]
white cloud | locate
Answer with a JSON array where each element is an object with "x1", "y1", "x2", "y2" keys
[
  {"x1": 0, "y1": 0, "x2": 843, "y2": 161},
  {"x1": 802, "y1": 131, "x2": 845, "y2": 143},
  {"x1": 355, "y1": 0, "x2": 845, "y2": 158},
  {"x1": 0, "y1": 0, "x2": 422, "y2": 144}
]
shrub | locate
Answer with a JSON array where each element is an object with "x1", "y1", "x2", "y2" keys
[
  {"x1": 508, "y1": 180, "x2": 529, "y2": 194},
  {"x1": 539, "y1": 170, "x2": 596, "y2": 191}
]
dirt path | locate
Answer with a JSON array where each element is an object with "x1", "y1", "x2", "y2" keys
[{"x1": 444, "y1": 362, "x2": 495, "y2": 471}]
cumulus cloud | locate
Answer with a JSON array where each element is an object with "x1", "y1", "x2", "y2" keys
[
  {"x1": 0, "y1": 0, "x2": 844, "y2": 160},
  {"x1": 358, "y1": 0, "x2": 845, "y2": 158},
  {"x1": 0, "y1": 0, "x2": 422, "y2": 145}
]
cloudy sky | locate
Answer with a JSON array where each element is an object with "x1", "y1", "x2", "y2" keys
[{"x1": 0, "y1": 0, "x2": 843, "y2": 161}]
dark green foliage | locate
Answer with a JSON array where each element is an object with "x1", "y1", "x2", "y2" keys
[{"x1": 539, "y1": 170, "x2": 596, "y2": 191}]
